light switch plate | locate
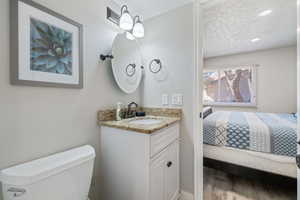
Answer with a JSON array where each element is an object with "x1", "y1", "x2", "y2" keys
[
  {"x1": 171, "y1": 95, "x2": 177, "y2": 105},
  {"x1": 162, "y1": 94, "x2": 169, "y2": 106},
  {"x1": 172, "y1": 94, "x2": 183, "y2": 106},
  {"x1": 177, "y1": 94, "x2": 183, "y2": 105}
]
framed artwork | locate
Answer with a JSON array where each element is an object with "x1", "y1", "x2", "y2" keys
[{"x1": 10, "y1": 0, "x2": 83, "y2": 88}]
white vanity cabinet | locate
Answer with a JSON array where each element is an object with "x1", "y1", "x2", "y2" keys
[{"x1": 100, "y1": 123, "x2": 180, "y2": 200}]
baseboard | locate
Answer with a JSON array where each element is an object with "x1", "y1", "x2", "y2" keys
[{"x1": 180, "y1": 190, "x2": 194, "y2": 200}]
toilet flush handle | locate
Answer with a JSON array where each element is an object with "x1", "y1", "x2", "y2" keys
[{"x1": 7, "y1": 187, "x2": 26, "y2": 197}]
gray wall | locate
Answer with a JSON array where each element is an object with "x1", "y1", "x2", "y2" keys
[
  {"x1": 0, "y1": 0, "x2": 141, "y2": 199},
  {"x1": 141, "y1": 4, "x2": 195, "y2": 194},
  {"x1": 204, "y1": 46, "x2": 297, "y2": 113}
]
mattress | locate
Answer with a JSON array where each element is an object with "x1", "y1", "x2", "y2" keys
[{"x1": 203, "y1": 111, "x2": 297, "y2": 157}]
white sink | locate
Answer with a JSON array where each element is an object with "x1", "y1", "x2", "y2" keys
[{"x1": 129, "y1": 118, "x2": 162, "y2": 125}]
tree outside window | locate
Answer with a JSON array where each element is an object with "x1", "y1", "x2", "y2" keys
[{"x1": 203, "y1": 66, "x2": 256, "y2": 107}]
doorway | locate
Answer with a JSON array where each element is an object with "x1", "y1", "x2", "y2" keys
[{"x1": 194, "y1": 0, "x2": 298, "y2": 199}]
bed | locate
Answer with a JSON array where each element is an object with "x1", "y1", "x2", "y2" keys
[{"x1": 203, "y1": 110, "x2": 297, "y2": 178}]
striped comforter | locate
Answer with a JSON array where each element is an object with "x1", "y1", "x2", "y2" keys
[{"x1": 203, "y1": 111, "x2": 297, "y2": 157}]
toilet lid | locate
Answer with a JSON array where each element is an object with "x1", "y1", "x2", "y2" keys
[{"x1": 0, "y1": 145, "x2": 95, "y2": 186}]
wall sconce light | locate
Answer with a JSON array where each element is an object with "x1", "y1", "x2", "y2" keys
[
  {"x1": 119, "y1": 5, "x2": 133, "y2": 31},
  {"x1": 106, "y1": 6, "x2": 145, "y2": 40},
  {"x1": 132, "y1": 16, "x2": 144, "y2": 38}
]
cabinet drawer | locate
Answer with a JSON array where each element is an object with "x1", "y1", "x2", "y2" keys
[{"x1": 150, "y1": 123, "x2": 179, "y2": 157}]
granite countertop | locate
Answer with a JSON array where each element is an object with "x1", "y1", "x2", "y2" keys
[{"x1": 100, "y1": 115, "x2": 180, "y2": 134}]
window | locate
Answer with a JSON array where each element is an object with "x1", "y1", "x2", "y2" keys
[{"x1": 203, "y1": 66, "x2": 256, "y2": 107}]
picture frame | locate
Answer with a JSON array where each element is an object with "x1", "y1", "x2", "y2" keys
[{"x1": 10, "y1": 0, "x2": 83, "y2": 89}]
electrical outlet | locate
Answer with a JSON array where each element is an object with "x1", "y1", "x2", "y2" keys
[{"x1": 162, "y1": 94, "x2": 169, "y2": 106}]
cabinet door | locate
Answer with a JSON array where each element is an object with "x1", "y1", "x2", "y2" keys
[
  {"x1": 150, "y1": 152, "x2": 166, "y2": 200},
  {"x1": 165, "y1": 141, "x2": 179, "y2": 200}
]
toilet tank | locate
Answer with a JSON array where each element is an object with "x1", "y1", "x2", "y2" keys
[{"x1": 0, "y1": 145, "x2": 95, "y2": 200}]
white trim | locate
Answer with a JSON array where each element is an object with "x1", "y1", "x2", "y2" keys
[
  {"x1": 193, "y1": 1, "x2": 203, "y2": 200},
  {"x1": 180, "y1": 190, "x2": 194, "y2": 200}
]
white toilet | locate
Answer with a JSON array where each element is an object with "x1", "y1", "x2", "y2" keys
[{"x1": 0, "y1": 145, "x2": 95, "y2": 200}]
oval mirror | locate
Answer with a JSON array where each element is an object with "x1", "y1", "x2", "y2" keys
[{"x1": 111, "y1": 33, "x2": 143, "y2": 94}]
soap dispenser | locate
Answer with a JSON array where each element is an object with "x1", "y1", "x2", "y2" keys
[{"x1": 116, "y1": 102, "x2": 123, "y2": 121}]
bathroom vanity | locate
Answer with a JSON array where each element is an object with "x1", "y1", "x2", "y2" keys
[{"x1": 99, "y1": 111, "x2": 181, "y2": 200}]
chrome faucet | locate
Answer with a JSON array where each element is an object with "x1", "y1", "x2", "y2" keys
[{"x1": 126, "y1": 102, "x2": 138, "y2": 118}]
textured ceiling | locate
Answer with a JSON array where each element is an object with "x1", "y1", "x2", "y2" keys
[{"x1": 203, "y1": 0, "x2": 297, "y2": 58}]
